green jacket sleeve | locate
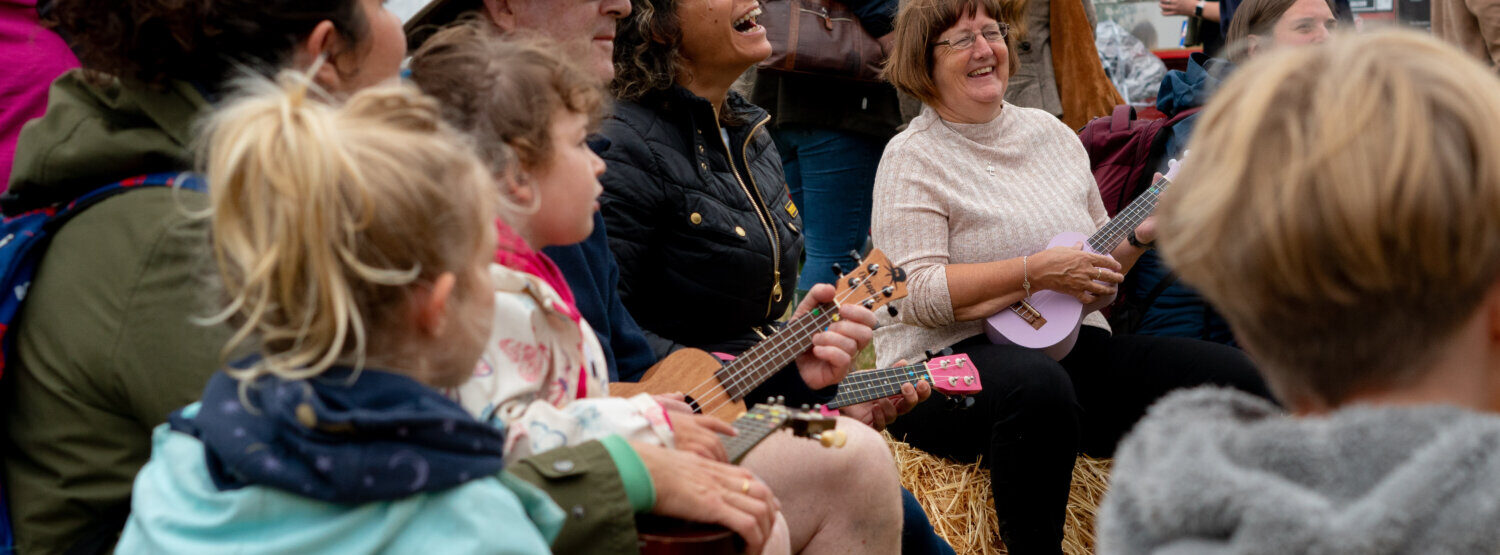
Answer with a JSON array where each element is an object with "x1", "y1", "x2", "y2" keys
[{"x1": 507, "y1": 440, "x2": 642, "y2": 555}]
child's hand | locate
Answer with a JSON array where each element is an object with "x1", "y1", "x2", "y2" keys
[
  {"x1": 672, "y1": 412, "x2": 735, "y2": 462},
  {"x1": 653, "y1": 392, "x2": 695, "y2": 414}
]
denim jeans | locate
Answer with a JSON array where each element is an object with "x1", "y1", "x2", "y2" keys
[{"x1": 771, "y1": 125, "x2": 886, "y2": 292}]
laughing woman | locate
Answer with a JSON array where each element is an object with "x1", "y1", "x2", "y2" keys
[
  {"x1": 592, "y1": 0, "x2": 926, "y2": 552},
  {"x1": 871, "y1": 0, "x2": 1273, "y2": 552}
]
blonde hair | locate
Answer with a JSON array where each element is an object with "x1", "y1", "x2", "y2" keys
[
  {"x1": 408, "y1": 19, "x2": 606, "y2": 173},
  {"x1": 1160, "y1": 30, "x2": 1500, "y2": 406},
  {"x1": 199, "y1": 72, "x2": 497, "y2": 385},
  {"x1": 884, "y1": 0, "x2": 1022, "y2": 107}
]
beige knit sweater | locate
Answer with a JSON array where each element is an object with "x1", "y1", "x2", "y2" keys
[{"x1": 871, "y1": 103, "x2": 1110, "y2": 366}]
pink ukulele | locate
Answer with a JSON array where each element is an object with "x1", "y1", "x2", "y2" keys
[
  {"x1": 825, "y1": 353, "x2": 982, "y2": 409},
  {"x1": 983, "y1": 160, "x2": 1181, "y2": 360}
]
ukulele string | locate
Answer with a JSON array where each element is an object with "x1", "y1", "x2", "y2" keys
[
  {"x1": 682, "y1": 286, "x2": 876, "y2": 413},
  {"x1": 691, "y1": 286, "x2": 885, "y2": 410},
  {"x1": 834, "y1": 364, "x2": 930, "y2": 407},
  {"x1": 670, "y1": 283, "x2": 876, "y2": 406},
  {"x1": 685, "y1": 286, "x2": 887, "y2": 413},
  {"x1": 841, "y1": 363, "x2": 926, "y2": 395}
]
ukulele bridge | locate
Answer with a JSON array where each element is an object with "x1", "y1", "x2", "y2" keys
[{"x1": 1009, "y1": 300, "x2": 1047, "y2": 330}]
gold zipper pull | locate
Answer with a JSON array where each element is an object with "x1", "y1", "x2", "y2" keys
[{"x1": 772, "y1": 271, "x2": 783, "y2": 302}]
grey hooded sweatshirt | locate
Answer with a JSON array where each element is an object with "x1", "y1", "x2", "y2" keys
[{"x1": 1099, "y1": 387, "x2": 1500, "y2": 554}]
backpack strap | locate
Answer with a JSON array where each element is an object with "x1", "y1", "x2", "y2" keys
[
  {"x1": 0, "y1": 171, "x2": 205, "y2": 374},
  {"x1": 1108, "y1": 105, "x2": 1136, "y2": 133},
  {"x1": 1134, "y1": 107, "x2": 1204, "y2": 198},
  {"x1": 48, "y1": 172, "x2": 206, "y2": 223}
]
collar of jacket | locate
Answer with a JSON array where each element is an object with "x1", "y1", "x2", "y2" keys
[
  {"x1": 643, "y1": 85, "x2": 771, "y2": 139},
  {"x1": 170, "y1": 364, "x2": 508, "y2": 504},
  {"x1": 4, "y1": 71, "x2": 209, "y2": 214}
]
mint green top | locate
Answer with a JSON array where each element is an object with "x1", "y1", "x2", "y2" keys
[{"x1": 118, "y1": 403, "x2": 563, "y2": 553}]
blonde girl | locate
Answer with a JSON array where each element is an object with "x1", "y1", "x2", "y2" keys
[
  {"x1": 408, "y1": 21, "x2": 737, "y2": 466},
  {"x1": 116, "y1": 75, "x2": 558, "y2": 553}
]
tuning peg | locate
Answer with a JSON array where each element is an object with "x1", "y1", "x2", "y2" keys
[
  {"x1": 881, "y1": 286, "x2": 895, "y2": 297},
  {"x1": 818, "y1": 430, "x2": 848, "y2": 448},
  {"x1": 861, "y1": 299, "x2": 875, "y2": 309},
  {"x1": 831, "y1": 263, "x2": 846, "y2": 277},
  {"x1": 886, "y1": 305, "x2": 899, "y2": 317}
]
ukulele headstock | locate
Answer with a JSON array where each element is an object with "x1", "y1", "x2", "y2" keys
[
  {"x1": 925, "y1": 354, "x2": 982, "y2": 396},
  {"x1": 741, "y1": 399, "x2": 845, "y2": 448},
  {"x1": 787, "y1": 406, "x2": 844, "y2": 449},
  {"x1": 1145, "y1": 156, "x2": 1184, "y2": 197},
  {"x1": 831, "y1": 249, "x2": 908, "y2": 316}
]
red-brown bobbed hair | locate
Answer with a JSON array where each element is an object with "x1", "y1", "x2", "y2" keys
[{"x1": 883, "y1": 0, "x2": 1023, "y2": 107}]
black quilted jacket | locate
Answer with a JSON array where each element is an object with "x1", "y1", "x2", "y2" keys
[{"x1": 599, "y1": 86, "x2": 803, "y2": 356}]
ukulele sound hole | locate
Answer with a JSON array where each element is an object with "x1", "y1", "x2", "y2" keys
[{"x1": 683, "y1": 395, "x2": 704, "y2": 414}]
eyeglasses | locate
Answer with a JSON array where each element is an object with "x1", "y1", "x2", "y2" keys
[{"x1": 933, "y1": 23, "x2": 1010, "y2": 51}]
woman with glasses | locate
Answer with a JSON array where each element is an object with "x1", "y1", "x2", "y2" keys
[{"x1": 870, "y1": 0, "x2": 1272, "y2": 552}]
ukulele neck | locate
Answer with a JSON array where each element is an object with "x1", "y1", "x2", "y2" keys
[
  {"x1": 719, "y1": 412, "x2": 788, "y2": 464},
  {"x1": 826, "y1": 364, "x2": 930, "y2": 409},
  {"x1": 1087, "y1": 174, "x2": 1171, "y2": 254},
  {"x1": 714, "y1": 304, "x2": 838, "y2": 402}
]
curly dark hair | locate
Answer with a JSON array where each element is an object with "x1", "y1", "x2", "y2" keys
[
  {"x1": 409, "y1": 18, "x2": 608, "y2": 172},
  {"x1": 44, "y1": 0, "x2": 368, "y2": 92},
  {"x1": 611, "y1": 0, "x2": 689, "y2": 102}
]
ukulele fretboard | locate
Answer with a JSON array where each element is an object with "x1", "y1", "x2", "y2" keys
[
  {"x1": 827, "y1": 364, "x2": 930, "y2": 409},
  {"x1": 719, "y1": 407, "x2": 791, "y2": 464},
  {"x1": 1087, "y1": 175, "x2": 1171, "y2": 254},
  {"x1": 714, "y1": 305, "x2": 839, "y2": 401}
]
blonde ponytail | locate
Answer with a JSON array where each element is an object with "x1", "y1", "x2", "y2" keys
[{"x1": 199, "y1": 71, "x2": 497, "y2": 386}]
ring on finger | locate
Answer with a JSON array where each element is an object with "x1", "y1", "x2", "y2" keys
[
  {"x1": 740, "y1": 479, "x2": 751, "y2": 494},
  {"x1": 1094, "y1": 268, "x2": 1102, "y2": 281}
]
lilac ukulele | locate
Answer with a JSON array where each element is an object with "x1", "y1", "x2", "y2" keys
[{"x1": 983, "y1": 160, "x2": 1181, "y2": 360}]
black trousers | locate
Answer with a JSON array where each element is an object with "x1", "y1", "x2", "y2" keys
[{"x1": 886, "y1": 327, "x2": 1272, "y2": 554}]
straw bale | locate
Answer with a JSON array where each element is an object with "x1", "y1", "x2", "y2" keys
[{"x1": 887, "y1": 432, "x2": 1112, "y2": 554}]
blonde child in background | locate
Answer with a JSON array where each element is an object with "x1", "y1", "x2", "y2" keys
[
  {"x1": 116, "y1": 75, "x2": 558, "y2": 553},
  {"x1": 409, "y1": 22, "x2": 741, "y2": 465}
]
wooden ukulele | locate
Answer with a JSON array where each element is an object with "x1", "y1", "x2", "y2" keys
[
  {"x1": 983, "y1": 159, "x2": 1181, "y2": 359},
  {"x1": 611, "y1": 249, "x2": 908, "y2": 422},
  {"x1": 637, "y1": 400, "x2": 841, "y2": 554},
  {"x1": 825, "y1": 353, "x2": 982, "y2": 410}
]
